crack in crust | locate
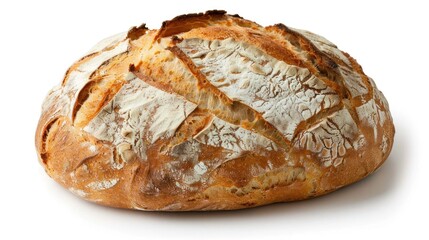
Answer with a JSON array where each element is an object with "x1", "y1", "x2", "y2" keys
[
  {"x1": 134, "y1": 35, "x2": 289, "y2": 150},
  {"x1": 154, "y1": 10, "x2": 235, "y2": 41},
  {"x1": 38, "y1": 117, "x2": 61, "y2": 165},
  {"x1": 166, "y1": 44, "x2": 290, "y2": 149},
  {"x1": 265, "y1": 24, "x2": 346, "y2": 98},
  {"x1": 177, "y1": 37, "x2": 341, "y2": 142}
]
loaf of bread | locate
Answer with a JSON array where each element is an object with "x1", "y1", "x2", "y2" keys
[{"x1": 35, "y1": 10, "x2": 394, "y2": 211}]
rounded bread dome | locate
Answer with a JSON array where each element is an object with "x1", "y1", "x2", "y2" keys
[{"x1": 36, "y1": 10, "x2": 394, "y2": 211}]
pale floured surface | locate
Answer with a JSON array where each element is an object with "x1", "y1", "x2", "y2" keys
[
  {"x1": 292, "y1": 28, "x2": 369, "y2": 98},
  {"x1": 168, "y1": 140, "x2": 205, "y2": 190},
  {"x1": 194, "y1": 116, "x2": 278, "y2": 153},
  {"x1": 86, "y1": 179, "x2": 119, "y2": 191},
  {"x1": 356, "y1": 99, "x2": 387, "y2": 140},
  {"x1": 369, "y1": 77, "x2": 391, "y2": 111},
  {"x1": 87, "y1": 32, "x2": 128, "y2": 55},
  {"x1": 178, "y1": 38, "x2": 341, "y2": 141},
  {"x1": 41, "y1": 85, "x2": 71, "y2": 119},
  {"x1": 69, "y1": 187, "x2": 87, "y2": 198},
  {"x1": 166, "y1": 122, "x2": 279, "y2": 193},
  {"x1": 65, "y1": 39, "x2": 129, "y2": 119},
  {"x1": 39, "y1": 36, "x2": 130, "y2": 129},
  {"x1": 84, "y1": 74, "x2": 198, "y2": 161},
  {"x1": 294, "y1": 109, "x2": 363, "y2": 167},
  {"x1": 380, "y1": 135, "x2": 389, "y2": 154},
  {"x1": 194, "y1": 162, "x2": 208, "y2": 175},
  {"x1": 338, "y1": 65, "x2": 369, "y2": 97}
]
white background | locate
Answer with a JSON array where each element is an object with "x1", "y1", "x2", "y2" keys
[{"x1": 0, "y1": 0, "x2": 427, "y2": 239}]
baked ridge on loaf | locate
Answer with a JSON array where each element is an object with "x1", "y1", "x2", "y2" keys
[{"x1": 35, "y1": 10, "x2": 394, "y2": 211}]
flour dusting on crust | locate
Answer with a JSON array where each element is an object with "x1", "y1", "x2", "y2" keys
[
  {"x1": 66, "y1": 40, "x2": 129, "y2": 119},
  {"x1": 178, "y1": 38, "x2": 340, "y2": 141},
  {"x1": 84, "y1": 74, "x2": 197, "y2": 161},
  {"x1": 194, "y1": 116, "x2": 277, "y2": 153},
  {"x1": 294, "y1": 109, "x2": 363, "y2": 167},
  {"x1": 87, "y1": 32, "x2": 128, "y2": 55}
]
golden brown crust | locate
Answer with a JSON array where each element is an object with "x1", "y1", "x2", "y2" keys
[
  {"x1": 154, "y1": 10, "x2": 238, "y2": 41},
  {"x1": 127, "y1": 24, "x2": 148, "y2": 40},
  {"x1": 35, "y1": 10, "x2": 395, "y2": 211}
]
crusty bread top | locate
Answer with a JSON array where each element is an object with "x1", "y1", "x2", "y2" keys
[{"x1": 36, "y1": 10, "x2": 394, "y2": 210}]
